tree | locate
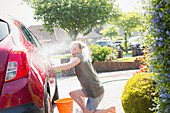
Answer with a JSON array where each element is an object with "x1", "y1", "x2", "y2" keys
[
  {"x1": 100, "y1": 25, "x2": 119, "y2": 39},
  {"x1": 24, "y1": 0, "x2": 120, "y2": 40},
  {"x1": 114, "y1": 12, "x2": 142, "y2": 53}
]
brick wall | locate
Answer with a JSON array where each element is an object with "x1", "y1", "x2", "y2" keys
[
  {"x1": 92, "y1": 59, "x2": 140, "y2": 73},
  {"x1": 60, "y1": 58, "x2": 140, "y2": 76}
]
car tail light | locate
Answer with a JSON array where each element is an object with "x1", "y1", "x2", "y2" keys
[{"x1": 5, "y1": 49, "x2": 29, "y2": 82}]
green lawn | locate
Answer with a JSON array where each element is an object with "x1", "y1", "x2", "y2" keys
[
  {"x1": 56, "y1": 70, "x2": 61, "y2": 73},
  {"x1": 51, "y1": 54, "x2": 72, "y2": 59},
  {"x1": 117, "y1": 56, "x2": 140, "y2": 61},
  {"x1": 123, "y1": 51, "x2": 132, "y2": 55}
]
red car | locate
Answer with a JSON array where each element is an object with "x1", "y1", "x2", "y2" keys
[{"x1": 0, "y1": 17, "x2": 59, "y2": 113}]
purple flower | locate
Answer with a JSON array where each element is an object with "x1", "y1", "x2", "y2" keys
[
  {"x1": 156, "y1": 5, "x2": 161, "y2": 9},
  {"x1": 155, "y1": 29, "x2": 161, "y2": 32},
  {"x1": 166, "y1": 31, "x2": 170, "y2": 35},
  {"x1": 156, "y1": 19, "x2": 160, "y2": 23},
  {"x1": 161, "y1": 80, "x2": 165, "y2": 83},
  {"x1": 161, "y1": 30, "x2": 164, "y2": 33},
  {"x1": 163, "y1": 87, "x2": 167, "y2": 92},
  {"x1": 165, "y1": 108, "x2": 169, "y2": 112},
  {"x1": 153, "y1": 69, "x2": 158, "y2": 72},
  {"x1": 160, "y1": 94, "x2": 166, "y2": 98},
  {"x1": 164, "y1": 50, "x2": 167, "y2": 55},
  {"x1": 159, "y1": 37, "x2": 163, "y2": 41},
  {"x1": 156, "y1": 37, "x2": 159, "y2": 40},
  {"x1": 159, "y1": 12, "x2": 165, "y2": 18},
  {"x1": 162, "y1": 99, "x2": 167, "y2": 103},
  {"x1": 151, "y1": 13, "x2": 155, "y2": 16},
  {"x1": 151, "y1": 41, "x2": 155, "y2": 44},
  {"x1": 167, "y1": 74, "x2": 170, "y2": 77},
  {"x1": 165, "y1": 8, "x2": 170, "y2": 14},
  {"x1": 158, "y1": 42, "x2": 163, "y2": 47},
  {"x1": 168, "y1": 94, "x2": 170, "y2": 98},
  {"x1": 155, "y1": 24, "x2": 159, "y2": 28},
  {"x1": 152, "y1": 32, "x2": 157, "y2": 35},
  {"x1": 163, "y1": 22, "x2": 166, "y2": 26}
]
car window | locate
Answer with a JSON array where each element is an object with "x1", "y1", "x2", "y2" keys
[
  {"x1": 0, "y1": 20, "x2": 10, "y2": 41},
  {"x1": 110, "y1": 41, "x2": 113, "y2": 46},
  {"x1": 96, "y1": 42, "x2": 106, "y2": 47},
  {"x1": 19, "y1": 25, "x2": 41, "y2": 48},
  {"x1": 27, "y1": 28, "x2": 42, "y2": 48}
]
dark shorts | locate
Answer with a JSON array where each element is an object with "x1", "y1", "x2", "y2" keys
[{"x1": 82, "y1": 89, "x2": 104, "y2": 111}]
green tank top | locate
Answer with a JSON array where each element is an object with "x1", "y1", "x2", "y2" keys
[{"x1": 75, "y1": 53, "x2": 104, "y2": 98}]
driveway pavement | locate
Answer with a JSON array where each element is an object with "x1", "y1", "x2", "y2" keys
[{"x1": 53, "y1": 69, "x2": 139, "y2": 113}]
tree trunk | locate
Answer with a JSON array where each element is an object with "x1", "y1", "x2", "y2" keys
[
  {"x1": 124, "y1": 32, "x2": 128, "y2": 53},
  {"x1": 68, "y1": 31, "x2": 79, "y2": 41}
]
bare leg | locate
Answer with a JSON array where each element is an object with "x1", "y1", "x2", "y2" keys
[
  {"x1": 69, "y1": 89, "x2": 86, "y2": 111},
  {"x1": 70, "y1": 89, "x2": 115, "y2": 113},
  {"x1": 94, "y1": 107, "x2": 116, "y2": 113},
  {"x1": 80, "y1": 85, "x2": 86, "y2": 106}
]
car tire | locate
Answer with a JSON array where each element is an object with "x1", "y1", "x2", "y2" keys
[
  {"x1": 45, "y1": 92, "x2": 53, "y2": 113},
  {"x1": 44, "y1": 78, "x2": 53, "y2": 113},
  {"x1": 52, "y1": 79, "x2": 59, "y2": 104}
]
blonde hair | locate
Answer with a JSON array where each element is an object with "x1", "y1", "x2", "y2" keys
[
  {"x1": 70, "y1": 41, "x2": 85, "y2": 49},
  {"x1": 76, "y1": 35, "x2": 86, "y2": 43}
]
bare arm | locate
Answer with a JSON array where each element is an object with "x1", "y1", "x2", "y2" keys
[{"x1": 50, "y1": 57, "x2": 81, "y2": 70}]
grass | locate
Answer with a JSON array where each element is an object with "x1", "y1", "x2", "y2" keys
[
  {"x1": 123, "y1": 50, "x2": 132, "y2": 55},
  {"x1": 56, "y1": 70, "x2": 61, "y2": 73},
  {"x1": 51, "y1": 54, "x2": 72, "y2": 59},
  {"x1": 117, "y1": 56, "x2": 140, "y2": 61}
]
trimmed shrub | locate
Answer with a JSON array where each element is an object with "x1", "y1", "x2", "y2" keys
[
  {"x1": 89, "y1": 44, "x2": 113, "y2": 63},
  {"x1": 121, "y1": 73, "x2": 156, "y2": 113}
]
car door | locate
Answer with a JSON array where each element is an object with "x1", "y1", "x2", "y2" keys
[{"x1": 0, "y1": 19, "x2": 11, "y2": 95}]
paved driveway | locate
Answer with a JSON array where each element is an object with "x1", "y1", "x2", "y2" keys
[{"x1": 54, "y1": 69, "x2": 138, "y2": 113}]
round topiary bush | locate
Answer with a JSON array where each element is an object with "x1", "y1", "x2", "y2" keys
[{"x1": 121, "y1": 73, "x2": 156, "y2": 113}]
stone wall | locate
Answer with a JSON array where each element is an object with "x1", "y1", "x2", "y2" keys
[{"x1": 60, "y1": 58, "x2": 140, "y2": 76}]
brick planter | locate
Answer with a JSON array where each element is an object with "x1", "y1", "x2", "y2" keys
[{"x1": 92, "y1": 59, "x2": 140, "y2": 73}]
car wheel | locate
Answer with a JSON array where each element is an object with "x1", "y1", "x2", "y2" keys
[
  {"x1": 45, "y1": 92, "x2": 53, "y2": 113},
  {"x1": 52, "y1": 79, "x2": 59, "y2": 104}
]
